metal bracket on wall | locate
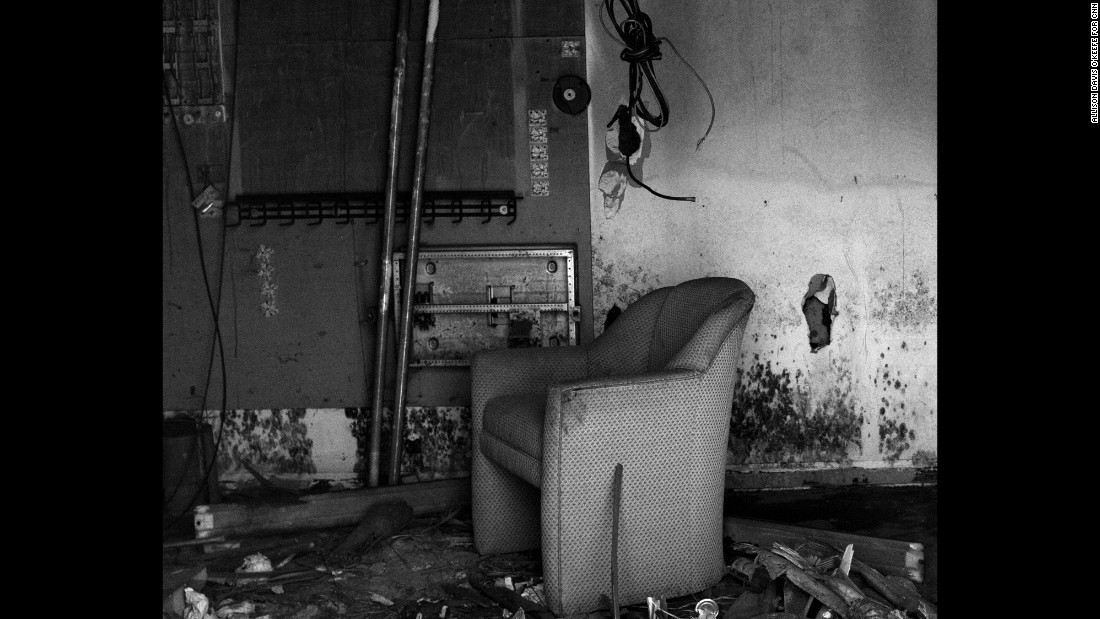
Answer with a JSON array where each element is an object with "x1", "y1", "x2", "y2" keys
[
  {"x1": 224, "y1": 191, "x2": 520, "y2": 227},
  {"x1": 392, "y1": 245, "x2": 579, "y2": 366}
]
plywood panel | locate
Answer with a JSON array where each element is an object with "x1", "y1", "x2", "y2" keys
[
  {"x1": 163, "y1": 117, "x2": 237, "y2": 410},
  {"x1": 222, "y1": 222, "x2": 366, "y2": 408},
  {"x1": 165, "y1": 0, "x2": 591, "y2": 413},
  {"x1": 236, "y1": 43, "x2": 348, "y2": 193},
  {"x1": 237, "y1": 0, "x2": 583, "y2": 45},
  {"x1": 409, "y1": 36, "x2": 593, "y2": 344}
]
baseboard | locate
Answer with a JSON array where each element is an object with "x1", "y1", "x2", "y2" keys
[{"x1": 725, "y1": 464, "x2": 937, "y2": 490}]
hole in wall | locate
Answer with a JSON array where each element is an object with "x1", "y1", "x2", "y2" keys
[{"x1": 802, "y1": 274, "x2": 838, "y2": 353}]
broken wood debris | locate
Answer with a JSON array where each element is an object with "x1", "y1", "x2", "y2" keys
[
  {"x1": 193, "y1": 477, "x2": 469, "y2": 539},
  {"x1": 239, "y1": 459, "x2": 301, "y2": 498},
  {"x1": 164, "y1": 536, "x2": 227, "y2": 549},
  {"x1": 163, "y1": 566, "x2": 208, "y2": 617},
  {"x1": 727, "y1": 540, "x2": 936, "y2": 619},
  {"x1": 724, "y1": 516, "x2": 924, "y2": 582},
  {"x1": 468, "y1": 564, "x2": 553, "y2": 619}
]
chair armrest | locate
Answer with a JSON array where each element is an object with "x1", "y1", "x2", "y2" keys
[
  {"x1": 544, "y1": 369, "x2": 708, "y2": 444},
  {"x1": 539, "y1": 369, "x2": 732, "y2": 610}
]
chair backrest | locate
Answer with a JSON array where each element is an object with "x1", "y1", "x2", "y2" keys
[{"x1": 589, "y1": 277, "x2": 755, "y2": 376}]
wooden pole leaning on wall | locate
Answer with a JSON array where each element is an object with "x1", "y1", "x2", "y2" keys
[
  {"x1": 390, "y1": 0, "x2": 440, "y2": 484},
  {"x1": 368, "y1": 0, "x2": 413, "y2": 488}
]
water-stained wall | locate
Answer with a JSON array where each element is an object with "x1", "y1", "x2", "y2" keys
[
  {"x1": 165, "y1": 405, "x2": 471, "y2": 488},
  {"x1": 585, "y1": 0, "x2": 937, "y2": 469}
]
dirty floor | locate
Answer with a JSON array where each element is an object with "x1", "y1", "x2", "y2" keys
[
  {"x1": 724, "y1": 484, "x2": 937, "y2": 604},
  {"x1": 162, "y1": 484, "x2": 937, "y2": 618}
]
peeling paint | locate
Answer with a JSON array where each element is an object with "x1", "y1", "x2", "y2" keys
[
  {"x1": 598, "y1": 163, "x2": 628, "y2": 216},
  {"x1": 729, "y1": 359, "x2": 862, "y2": 465}
]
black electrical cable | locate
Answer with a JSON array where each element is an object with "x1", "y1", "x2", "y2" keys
[
  {"x1": 602, "y1": 0, "x2": 715, "y2": 203},
  {"x1": 658, "y1": 36, "x2": 716, "y2": 152},
  {"x1": 161, "y1": 0, "x2": 240, "y2": 533},
  {"x1": 601, "y1": 0, "x2": 715, "y2": 146},
  {"x1": 625, "y1": 157, "x2": 694, "y2": 203},
  {"x1": 161, "y1": 71, "x2": 205, "y2": 510},
  {"x1": 605, "y1": 0, "x2": 669, "y2": 129},
  {"x1": 161, "y1": 71, "x2": 230, "y2": 531}
]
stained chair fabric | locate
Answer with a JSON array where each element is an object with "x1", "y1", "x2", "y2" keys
[{"x1": 471, "y1": 277, "x2": 755, "y2": 616}]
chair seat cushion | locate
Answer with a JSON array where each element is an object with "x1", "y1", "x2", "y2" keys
[{"x1": 480, "y1": 391, "x2": 545, "y2": 487}]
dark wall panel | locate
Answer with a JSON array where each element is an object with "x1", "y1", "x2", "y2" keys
[
  {"x1": 164, "y1": 0, "x2": 590, "y2": 411},
  {"x1": 237, "y1": 0, "x2": 582, "y2": 45},
  {"x1": 225, "y1": 224, "x2": 366, "y2": 408},
  {"x1": 236, "y1": 43, "x2": 350, "y2": 193}
]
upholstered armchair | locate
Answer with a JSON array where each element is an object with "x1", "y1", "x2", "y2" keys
[{"x1": 471, "y1": 277, "x2": 755, "y2": 616}]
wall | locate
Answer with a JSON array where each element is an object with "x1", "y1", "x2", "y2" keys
[
  {"x1": 584, "y1": 0, "x2": 937, "y2": 470},
  {"x1": 163, "y1": 0, "x2": 592, "y2": 486}
]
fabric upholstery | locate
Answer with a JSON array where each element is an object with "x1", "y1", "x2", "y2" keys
[
  {"x1": 471, "y1": 346, "x2": 589, "y2": 558},
  {"x1": 480, "y1": 392, "x2": 546, "y2": 487},
  {"x1": 471, "y1": 277, "x2": 755, "y2": 616}
]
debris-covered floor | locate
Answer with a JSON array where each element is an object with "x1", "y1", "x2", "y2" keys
[{"x1": 163, "y1": 484, "x2": 936, "y2": 619}]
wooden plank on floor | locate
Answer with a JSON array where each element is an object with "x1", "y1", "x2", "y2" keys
[
  {"x1": 193, "y1": 478, "x2": 469, "y2": 539},
  {"x1": 724, "y1": 516, "x2": 924, "y2": 583}
]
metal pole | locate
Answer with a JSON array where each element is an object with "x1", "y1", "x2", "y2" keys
[
  {"x1": 368, "y1": 0, "x2": 412, "y2": 488},
  {"x1": 390, "y1": 0, "x2": 440, "y2": 484},
  {"x1": 611, "y1": 463, "x2": 623, "y2": 619}
]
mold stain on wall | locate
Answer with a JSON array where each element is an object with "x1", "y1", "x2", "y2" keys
[
  {"x1": 401, "y1": 406, "x2": 472, "y2": 481},
  {"x1": 877, "y1": 417, "x2": 914, "y2": 462},
  {"x1": 347, "y1": 406, "x2": 472, "y2": 483},
  {"x1": 728, "y1": 354, "x2": 863, "y2": 465},
  {"x1": 348, "y1": 406, "x2": 393, "y2": 480},
  {"x1": 212, "y1": 408, "x2": 317, "y2": 476},
  {"x1": 871, "y1": 270, "x2": 936, "y2": 329},
  {"x1": 870, "y1": 336, "x2": 935, "y2": 463},
  {"x1": 591, "y1": 245, "x2": 661, "y2": 335}
]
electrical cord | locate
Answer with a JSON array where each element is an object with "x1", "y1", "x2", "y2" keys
[
  {"x1": 601, "y1": 0, "x2": 715, "y2": 147},
  {"x1": 608, "y1": 104, "x2": 695, "y2": 203},
  {"x1": 602, "y1": 0, "x2": 714, "y2": 202},
  {"x1": 161, "y1": 0, "x2": 240, "y2": 533},
  {"x1": 658, "y1": 36, "x2": 716, "y2": 152},
  {"x1": 161, "y1": 70, "x2": 230, "y2": 532},
  {"x1": 625, "y1": 157, "x2": 693, "y2": 202},
  {"x1": 605, "y1": 0, "x2": 669, "y2": 130}
]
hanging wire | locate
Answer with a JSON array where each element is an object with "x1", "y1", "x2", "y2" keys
[
  {"x1": 161, "y1": 70, "x2": 230, "y2": 530},
  {"x1": 599, "y1": 0, "x2": 716, "y2": 202},
  {"x1": 161, "y1": 0, "x2": 242, "y2": 534},
  {"x1": 600, "y1": 0, "x2": 716, "y2": 150}
]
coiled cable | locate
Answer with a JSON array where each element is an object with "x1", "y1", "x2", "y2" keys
[{"x1": 602, "y1": 0, "x2": 715, "y2": 202}]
